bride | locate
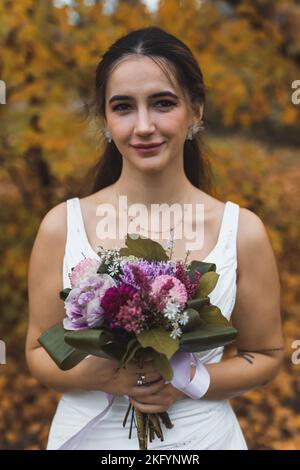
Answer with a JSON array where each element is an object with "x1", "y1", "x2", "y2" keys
[{"x1": 26, "y1": 26, "x2": 283, "y2": 450}]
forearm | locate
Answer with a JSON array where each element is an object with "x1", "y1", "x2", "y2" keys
[
  {"x1": 200, "y1": 352, "x2": 282, "y2": 401},
  {"x1": 26, "y1": 347, "x2": 106, "y2": 394}
]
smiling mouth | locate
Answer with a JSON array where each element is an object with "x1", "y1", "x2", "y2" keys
[{"x1": 131, "y1": 142, "x2": 165, "y2": 154}]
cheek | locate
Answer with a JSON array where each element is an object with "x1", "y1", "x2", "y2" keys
[
  {"x1": 157, "y1": 111, "x2": 188, "y2": 137},
  {"x1": 107, "y1": 115, "x2": 133, "y2": 139}
]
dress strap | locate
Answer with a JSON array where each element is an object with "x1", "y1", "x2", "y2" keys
[
  {"x1": 218, "y1": 201, "x2": 240, "y2": 259},
  {"x1": 66, "y1": 198, "x2": 80, "y2": 243},
  {"x1": 65, "y1": 198, "x2": 88, "y2": 261}
]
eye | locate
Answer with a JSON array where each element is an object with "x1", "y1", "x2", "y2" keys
[
  {"x1": 112, "y1": 103, "x2": 130, "y2": 112},
  {"x1": 155, "y1": 100, "x2": 176, "y2": 108},
  {"x1": 112, "y1": 100, "x2": 176, "y2": 112}
]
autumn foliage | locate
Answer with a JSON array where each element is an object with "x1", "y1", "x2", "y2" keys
[{"x1": 0, "y1": 0, "x2": 300, "y2": 450}]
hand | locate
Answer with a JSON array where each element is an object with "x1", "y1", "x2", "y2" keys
[
  {"x1": 128, "y1": 364, "x2": 197, "y2": 413},
  {"x1": 129, "y1": 382, "x2": 186, "y2": 414},
  {"x1": 76, "y1": 354, "x2": 164, "y2": 396}
]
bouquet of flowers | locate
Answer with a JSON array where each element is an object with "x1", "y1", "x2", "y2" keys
[{"x1": 39, "y1": 233, "x2": 237, "y2": 450}]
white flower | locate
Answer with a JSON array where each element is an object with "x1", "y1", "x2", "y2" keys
[
  {"x1": 170, "y1": 325, "x2": 182, "y2": 339},
  {"x1": 164, "y1": 237, "x2": 175, "y2": 250},
  {"x1": 163, "y1": 299, "x2": 181, "y2": 321},
  {"x1": 178, "y1": 311, "x2": 189, "y2": 326}
]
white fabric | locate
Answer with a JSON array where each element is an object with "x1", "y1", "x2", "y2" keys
[
  {"x1": 182, "y1": 359, "x2": 211, "y2": 399},
  {"x1": 47, "y1": 197, "x2": 248, "y2": 450}
]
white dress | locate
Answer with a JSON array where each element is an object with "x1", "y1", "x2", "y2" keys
[{"x1": 46, "y1": 197, "x2": 248, "y2": 450}]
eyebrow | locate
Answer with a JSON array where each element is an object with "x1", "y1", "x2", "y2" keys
[{"x1": 108, "y1": 91, "x2": 179, "y2": 104}]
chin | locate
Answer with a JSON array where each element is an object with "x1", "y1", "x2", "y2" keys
[{"x1": 137, "y1": 158, "x2": 170, "y2": 173}]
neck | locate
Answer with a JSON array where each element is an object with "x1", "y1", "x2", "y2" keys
[{"x1": 111, "y1": 161, "x2": 196, "y2": 209}]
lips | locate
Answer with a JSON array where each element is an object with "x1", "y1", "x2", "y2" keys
[
  {"x1": 132, "y1": 142, "x2": 164, "y2": 149},
  {"x1": 131, "y1": 142, "x2": 165, "y2": 155}
]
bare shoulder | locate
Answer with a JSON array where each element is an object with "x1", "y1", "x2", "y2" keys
[
  {"x1": 38, "y1": 201, "x2": 67, "y2": 239},
  {"x1": 237, "y1": 207, "x2": 274, "y2": 274},
  {"x1": 29, "y1": 201, "x2": 68, "y2": 271},
  {"x1": 238, "y1": 207, "x2": 267, "y2": 240},
  {"x1": 27, "y1": 201, "x2": 69, "y2": 348}
]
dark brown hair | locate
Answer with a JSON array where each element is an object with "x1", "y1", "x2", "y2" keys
[{"x1": 78, "y1": 26, "x2": 215, "y2": 197}]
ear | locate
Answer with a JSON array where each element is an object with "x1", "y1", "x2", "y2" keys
[
  {"x1": 195, "y1": 103, "x2": 204, "y2": 122},
  {"x1": 189, "y1": 103, "x2": 204, "y2": 127}
]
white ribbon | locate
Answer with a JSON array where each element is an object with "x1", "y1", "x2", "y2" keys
[
  {"x1": 58, "y1": 393, "x2": 115, "y2": 450},
  {"x1": 170, "y1": 351, "x2": 211, "y2": 399}
]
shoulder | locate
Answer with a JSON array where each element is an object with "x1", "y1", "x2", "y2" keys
[
  {"x1": 237, "y1": 207, "x2": 270, "y2": 255},
  {"x1": 37, "y1": 201, "x2": 67, "y2": 242},
  {"x1": 236, "y1": 207, "x2": 277, "y2": 279},
  {"x1": 30, "y1": 201, "x2": 68, "y2": 266}
]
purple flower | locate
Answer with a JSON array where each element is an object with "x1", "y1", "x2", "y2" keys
[
  {"x1": 120, "y1": 260, "x2": 176, "y2": 290},
  {"x1": 63, "y1": 273, "x2": 116, "y2": 330}
]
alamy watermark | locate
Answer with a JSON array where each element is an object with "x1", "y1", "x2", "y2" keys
[
  {"x1": 94, "y1": 196, "x2": 205, "y2": 251},
  {"x1": 0, "y1": 80, "x2": 6, "y2": 104},
  {"x1": 0, "y1": 340, "x2": 6, "y2": 364},
  {"x1": 291, "y1": 80, "x2": 300, "y2": 105},
  {"x1": 291, "y1": 340, "x2": 300, "y2": 365}
]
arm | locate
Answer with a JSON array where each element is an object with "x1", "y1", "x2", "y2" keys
[
  {"x1": 26, "y1": 201, "x2": 91, "y2": 393},
  {"x1": 202, "y1": 208, "x2": 284, "y2": 400},
  {"x1": 26, "y1": 202, "x2": 163, "y2": 396},
  {"x1": 130, "y1": 208, "x2": 284, "y2": 412}
]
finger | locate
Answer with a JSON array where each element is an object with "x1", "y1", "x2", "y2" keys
[
  {"x1": 135, "y1": 372, "x2": 163, "y2": 384},
  {"x1": 130, "y1": 354, "x2": 154, "y2": 367},
  {"x1": 130, "y1": 397, "x2": 167, "y2": 414},
  {"x1": 131, "y1": 355, "x2": 153, "y2": 364},
  {"x1": 129, "y1": 393, "x2": 164, "y2": 405},
  {"x1": 129, "y1": 378, "x2": 165, "y2": 398},
  {"x1": 125, "y1": 363, "x2": 159, "y2": 375}
]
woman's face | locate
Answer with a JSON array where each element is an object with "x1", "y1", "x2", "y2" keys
[{"x1": 104, "y1": 55, "x2": 200, "y2": 174}]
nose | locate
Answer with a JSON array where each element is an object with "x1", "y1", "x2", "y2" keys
[{"x1": 134, "y1": 107, "x2": 156, "y2": 135}]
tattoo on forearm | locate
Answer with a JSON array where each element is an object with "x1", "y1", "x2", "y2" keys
[
  {"x1": 236, "y1": 347, "x2": 284, "y2": 364},
  {"x1": 237, "y1": 352, "x2": 255, "y2": 364}
]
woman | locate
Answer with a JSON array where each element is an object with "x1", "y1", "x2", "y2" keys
[{"x1": 26, "y1": 26, "x2": 284, "y2": 450}]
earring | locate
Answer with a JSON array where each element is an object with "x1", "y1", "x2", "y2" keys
[
  {"x1": 186, "y1": 119, "x2": 204, "y2": 140},
  {"x1": 102, "y1": 128, "x2": 112, "y2": 143}
]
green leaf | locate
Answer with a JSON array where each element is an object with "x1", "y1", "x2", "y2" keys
[
  {"x1": 180, "y1": 324, "x2": 238, "y2": 352},
  {"x1": 187, "y1": 260, "x2": 217, "y2": 283},
  {"x1": 101, "y1": 340, "x2": 129, "y2": 361},
  {"x1": 97, "y1": 262, "x2": 109, "y2": 274},
  {"x1": 123, "y1": 233, "x2": 169, "y2": 261},
  {"x1": 195, "y1": 271, "x2": 219, "y2": 298},
  {"x1": 199, "y1": 305, "x2": 231, "y2": 327},
  {"x1": 120, "y1": 338, "x2": 142, "y2": 368},
  {"x1": 181, "y1": 308, "x2": 203, "y2": 333},
  {"x1": 64, "y1": 328, "x2": 118, "y2": 360},
  {"x1": 119, "y1": 247, "x2": 132, "y2": 257},
  {"x1": 137, "y1": 328, "x2": 179, "y2": 359},
  {"x1": 59, "y1": 288, "x2": 71, "y2": 301},
  {"x1": 64, "y1": 327, "x2": 112, "y2": 347},
  {"x1": 38, "y1": 322, "x2": 88, "y2": 370},
  {"x1": 152, "y1": 350, "x2": 174, "y2": 381},
  {"x1": 186, "y1": 297, "x2": 210, "y2": 311}
]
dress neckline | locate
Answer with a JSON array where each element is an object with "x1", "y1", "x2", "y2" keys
[{"x1": 75, "y1": 197, "x2": 230, "y2": 263}]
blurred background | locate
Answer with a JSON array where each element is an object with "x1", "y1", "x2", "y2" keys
[{"x1": 0, "y1": 0, "x2": 300, "y2": 450}]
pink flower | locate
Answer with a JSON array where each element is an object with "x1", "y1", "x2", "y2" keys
[
  {"x1": 175, "y1": 262, "x2": 202, "y2": 300},
  {"x1": 69, "y1": 258, "x2": 101, "y2": 288},
  {"x1": 63, "y1": 273, "x2": 117, "y2": 330},
  {"x1": 151, "y1": 275, "x2": 188, "y2": 309}
]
